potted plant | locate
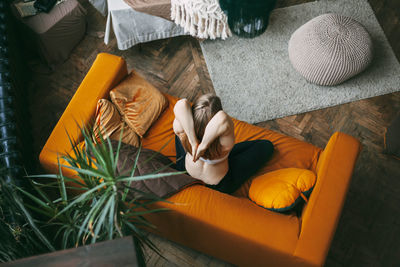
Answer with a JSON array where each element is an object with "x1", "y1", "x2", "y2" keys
[{"x1": 13, "y1": 127, "x2": 184, "y2": 265}]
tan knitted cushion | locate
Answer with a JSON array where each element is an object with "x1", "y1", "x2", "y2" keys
[{"x1": 288, "y1": 13, "x2": 373, "y2": 86}]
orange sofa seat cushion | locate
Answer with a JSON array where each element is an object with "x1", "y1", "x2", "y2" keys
[
  {"x1": 142, "y1": 94, "x2": 322, "y2": 197},
  {"x1": 146, "y1": 184, "x2": 301, "y2": 264}
]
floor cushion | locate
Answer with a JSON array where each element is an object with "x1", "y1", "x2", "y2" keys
[{"x1": 288, "y1": 13, "x2": 373, "y2": 86}]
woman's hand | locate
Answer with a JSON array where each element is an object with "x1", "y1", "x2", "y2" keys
[
  {"x1": 193, "y1": 142, "x2": 207, "y2": 162},
  {"x1": 189, "y1": 139, "x2": 199, "y2": 159},
  {"x1": 173, "y1": 99, "x2": 199, "y2": 153}
]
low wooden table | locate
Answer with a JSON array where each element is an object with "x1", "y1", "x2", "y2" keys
[{"x1": 3, "y1": 236, "x2": 139, "y2": 267}]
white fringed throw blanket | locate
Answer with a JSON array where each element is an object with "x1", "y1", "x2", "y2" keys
[{"x1": 171, "y1": 0, "x2": 231, "y2": 39}]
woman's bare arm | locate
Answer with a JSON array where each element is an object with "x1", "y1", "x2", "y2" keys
[
  {"x1": 173, "y1": 99, "x2": 198, "y2": 155},
  {"x1": 193, "y1": 111, "x2": 234, "y2": 161}
]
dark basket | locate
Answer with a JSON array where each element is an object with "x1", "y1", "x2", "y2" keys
[{"x1": 220, "y1": 0, "x2": 277, "y2": 38}]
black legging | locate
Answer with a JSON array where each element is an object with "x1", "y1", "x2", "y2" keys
[{"x1": 175, "y1": 135, "x2": 274, "y2": 194}]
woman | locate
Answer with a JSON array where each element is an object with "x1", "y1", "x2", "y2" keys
[{"x1": 173, "y1": 94, "x2": 274, "y2": 194}]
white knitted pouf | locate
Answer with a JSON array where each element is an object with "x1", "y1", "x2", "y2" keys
[{"x1": 288, "y1": 13, "x2": 373, "y2": 86}]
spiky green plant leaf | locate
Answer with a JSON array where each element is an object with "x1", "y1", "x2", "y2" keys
[{"x1": 19, "y1": 124, "x2": 183, "y2": 256}]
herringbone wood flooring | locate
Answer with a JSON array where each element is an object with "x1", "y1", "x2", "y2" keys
[{"x1": 29, "y1": 0, "x2": 400, "y2": 266}]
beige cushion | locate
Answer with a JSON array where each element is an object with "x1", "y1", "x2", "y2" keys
[
  {"x1": 93, "y1": 99, "x2": 140, "y2": 147},
  {"x1": 288, "y1": 13, "x2": 373, "y2": 86},
  {"x1": 110, "y1": 71, "x2": 168, "y2": 137}
]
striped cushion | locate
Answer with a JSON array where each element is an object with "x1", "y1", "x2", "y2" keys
[
  {"x1": 110, "y1": 71, "x2": 168, "y2": 137},
  {"x1": 93, "y1": 99, "x2": 140, "y2": 147},
  {"x1": 288, "y1": 13, "x2": 373, "y2": 86}
]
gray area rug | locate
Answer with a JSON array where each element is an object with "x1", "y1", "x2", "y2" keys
[{"x1": 200, "y1": 0, "x2": 400, "y2": 123}]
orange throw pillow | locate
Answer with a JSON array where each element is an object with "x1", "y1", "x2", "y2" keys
[
  {"x1": 249, "y1": 168, "x2": 316, "y2": 212},
  {"x1": 93, "y1": 99, "x2": 140, "y2": 147},
  {"x1": 110, "y1": 71, "x2": 168, "y2": 137}
]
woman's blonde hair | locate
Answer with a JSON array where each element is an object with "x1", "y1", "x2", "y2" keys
[{"x1": 182, "y1": 94, "x2": 223, "y2": 159}]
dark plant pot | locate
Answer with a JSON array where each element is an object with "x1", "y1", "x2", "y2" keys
[{"x1": 220, "y1": 0, "x2": 277, "y2": 38}]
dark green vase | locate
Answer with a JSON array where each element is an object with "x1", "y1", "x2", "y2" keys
[{"x1": 219, "y1": 0, "x2": 277, "y2": 38}]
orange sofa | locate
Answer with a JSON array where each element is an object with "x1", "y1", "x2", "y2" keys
[{"x1": 39, "y1": 53, "x2": 361, "y2": 267}]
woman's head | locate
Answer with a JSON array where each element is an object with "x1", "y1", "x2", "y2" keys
[
  {"x1": 192, "y1": 94, "x2": 223, "y2": 140},
  {"x1": 183, "y1": 94, "x2": 223, "y2": 159}
]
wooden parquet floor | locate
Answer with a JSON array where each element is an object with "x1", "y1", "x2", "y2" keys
[{"x1": 28, "y1": 0, "x2": 400, "y2": 266}]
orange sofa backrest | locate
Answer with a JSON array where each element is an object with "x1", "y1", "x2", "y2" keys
[{"x1": 39, "y1": 53, "x2": 128, "y2": 177}]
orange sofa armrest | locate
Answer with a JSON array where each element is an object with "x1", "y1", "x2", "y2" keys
[
  {"x1": 294, "y1": 132, "x2": 361, "y2": 267},
  {"x1": 39, "y1": 53, "x2": 128, "y2": 175}
]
